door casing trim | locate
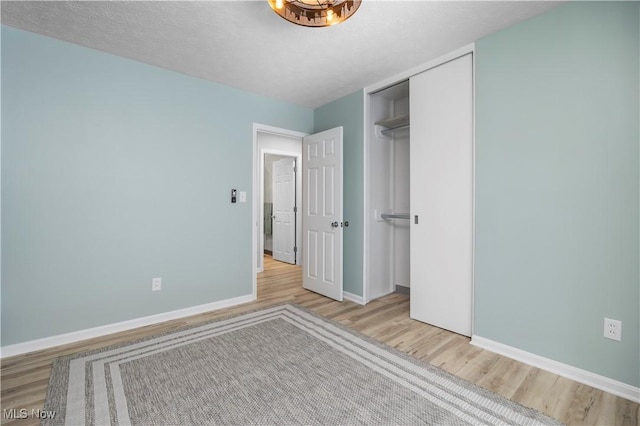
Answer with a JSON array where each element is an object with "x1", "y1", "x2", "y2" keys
[{"x1": 252, "y1": 123, "x2": 307, "y2": 299}]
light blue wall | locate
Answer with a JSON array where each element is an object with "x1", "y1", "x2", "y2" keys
[
  {"x1": 1, "y1": 26, "x2": 313, "y2": 346},
  {"x1": 475, "y1": 2, "x2": 639, "y2": 387},
  {"x1": 314, "y1": 91, "x2": 365, "y2": 297}
]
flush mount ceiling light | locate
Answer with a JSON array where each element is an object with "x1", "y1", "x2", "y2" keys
[{"x1": 268, "y1": 0, "x2": 361, "y2": 27}]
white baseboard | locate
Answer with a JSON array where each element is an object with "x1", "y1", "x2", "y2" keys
[
  {"x1": 343, "y1": 291, "x2": 366, "y2": 305},
  {"x1": 471, "y1": 335, "x2": 640, "y2": 403},
  {"x1": 1, "y1": 294, "x2": 256, "y2": 359}
]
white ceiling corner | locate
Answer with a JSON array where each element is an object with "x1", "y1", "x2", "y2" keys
[{"x1": 1, "y1": 1, "x2": 563, "y2": 108}]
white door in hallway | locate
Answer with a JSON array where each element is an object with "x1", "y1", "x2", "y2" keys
[
  {"x1": 272, "y1": 157, "x2": 296, "y2": 264},
  {"x1": 302, "y1": 127, "x2": 343, "y2": 301}
]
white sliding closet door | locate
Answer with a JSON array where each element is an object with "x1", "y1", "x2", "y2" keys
[{"x1": 409, "y1": 54, "x2": 473, "y2": 337}]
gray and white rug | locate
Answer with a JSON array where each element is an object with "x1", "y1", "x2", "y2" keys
[{"x1": 44, "y1": 304, "x2": 561, "y2": 425}]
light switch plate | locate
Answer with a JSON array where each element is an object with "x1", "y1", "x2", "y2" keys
[{"x1": 239, "y1": 191, "x2": 247, "y2": 203}]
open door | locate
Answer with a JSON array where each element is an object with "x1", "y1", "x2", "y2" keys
[
  {"x1": 272, "y1": 157, "x2": 296, "y2": 264},
  {"x1": 302, "y1": 127, "x2": 343, "y2": 301}
]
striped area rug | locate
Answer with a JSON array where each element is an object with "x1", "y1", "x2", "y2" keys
[{"x1": 44, "y1": 304, "x2": 561, "y2": 425}]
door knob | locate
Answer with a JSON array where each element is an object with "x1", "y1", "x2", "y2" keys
[
  {"x1": 331, "y1": 221, "x2": 339, "y2": 228},
  {"x1": 344, "y1": 221, "x2": 349, "y2": 227}
]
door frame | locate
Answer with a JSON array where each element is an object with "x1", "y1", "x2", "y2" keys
[{"x1": 252, "y1": 123, "x2": 307, "y2": 298}]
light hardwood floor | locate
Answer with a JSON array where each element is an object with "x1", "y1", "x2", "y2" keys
[{"x1": 1, "y1": 256, "x2": 638, "y2": 425}]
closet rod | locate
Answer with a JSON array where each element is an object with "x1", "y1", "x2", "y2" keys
[
  {"x1": 381, "y1": 213, "x2": 410, "y2": 220},
  {"x1": 380, "y1": 124, "x2": 410, "y2": 136}
]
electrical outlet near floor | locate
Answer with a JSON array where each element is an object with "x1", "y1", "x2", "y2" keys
[
  {"x1": 152, "y1": 277, "x2": 162, "y2": 292},
  {"x1": 603, "y1": 318, "x2": 622, "y2": 341}
]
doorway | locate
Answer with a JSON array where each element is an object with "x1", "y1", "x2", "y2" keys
[
  {"x1": 252, "y1": 123, "x2": 346, "y2": 303},
  {"x1": 252, "y1": 124, "x2": 306, "y2": 296}
]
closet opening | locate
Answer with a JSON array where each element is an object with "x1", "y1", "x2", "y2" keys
[
  {"x1": 366, "y1": 80, "x2": 411, "y2": 301},
  {"x1": 364, "y1": 49, "x2": 474, "y2": 337}
]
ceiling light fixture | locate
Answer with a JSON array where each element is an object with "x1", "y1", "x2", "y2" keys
[{"x1": 268, "y1": 0, "x2": 361, "y2": 28}]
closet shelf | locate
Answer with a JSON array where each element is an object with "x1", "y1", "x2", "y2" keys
[
  {"x1": 375, "y1": 115, "x2": 409, "y2": 129},
  {"x1": 375, "y1": 115, "x2": 410, "y2": 136}
]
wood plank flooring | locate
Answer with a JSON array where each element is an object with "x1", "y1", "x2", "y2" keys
[{"x1": 1, "y1": 256, "x2": 638, "y2": 425}]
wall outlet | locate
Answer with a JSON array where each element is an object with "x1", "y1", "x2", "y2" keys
[
  {"x1": 603, "y1": 318, "x2": 621, "y2": 341},
  {"x1": 152, "y1": 277, "x2": 162, "y2": 292}
]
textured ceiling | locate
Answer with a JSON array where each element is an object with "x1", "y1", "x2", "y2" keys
[{"x1": 1, "y1": 1, "x2": 562, "y2": 108}]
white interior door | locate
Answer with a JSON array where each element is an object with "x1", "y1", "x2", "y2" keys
[
  {"x1": 410, "y1": 54, "x2": 473, "y2": 336},
  {"x1": 272, "y1": 157, "x2": 296, "y2": 264},
  {"x1": 302, "y1": 127, "x2": 343, "y2": 301}
]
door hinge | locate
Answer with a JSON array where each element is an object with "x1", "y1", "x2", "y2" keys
[
  {"x1": 294, "y1": 246, "x2": 297, "y2": 253},
  {"x1": 293, "y1": 206, "x2": 297, "y2": 213}
]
